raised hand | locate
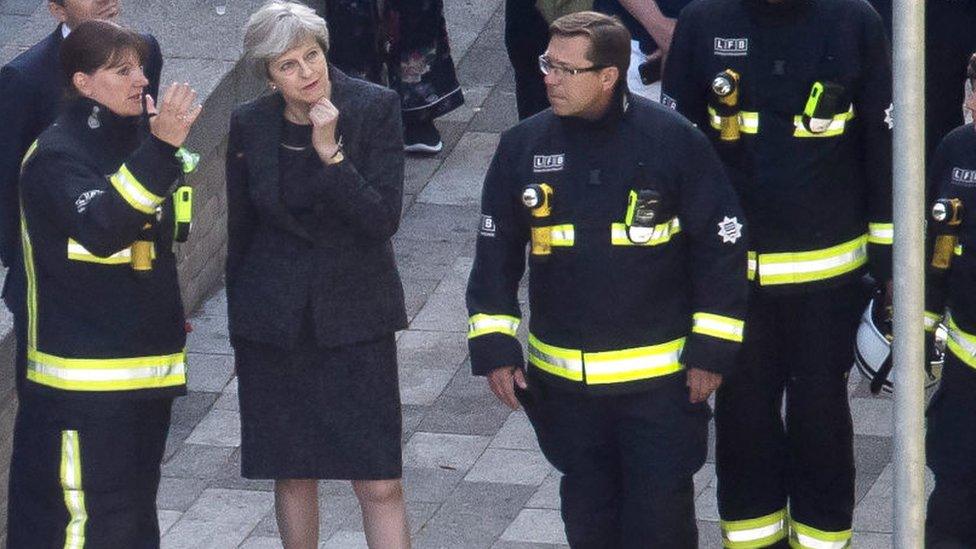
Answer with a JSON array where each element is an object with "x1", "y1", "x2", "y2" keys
[
  {"x1": 309, "y1": 96, "x2": 340, "y2": 161},
  {"x1": 148, "y1": 82, "x2": 202, "y2": 147}
]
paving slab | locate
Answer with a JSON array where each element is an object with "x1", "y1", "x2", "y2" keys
[
  {"x1": 418, "y1": 132, "x2": 500, "y2": 207},
  {"x1": 500, "y1": 508, "x2": 569, "y2": 545},
  {"x1": 464, "y1": 448, "x2": 553, "y2": 486}
]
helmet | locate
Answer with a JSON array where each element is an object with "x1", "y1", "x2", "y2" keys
[{"x1": 853, "y1": 290, "x2": 942, "y2": 394}]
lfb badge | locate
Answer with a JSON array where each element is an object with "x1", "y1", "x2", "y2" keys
[
  {"x1": 479, "y1": 214, "x2": 496, "y2": 237},
  {"x1": 717, "y1": 216, "x2": 743, "y2": 244}
]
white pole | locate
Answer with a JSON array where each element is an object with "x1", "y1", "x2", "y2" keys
[{"x1": 892, "y1": 0, "x2": 926, "y2": 546}]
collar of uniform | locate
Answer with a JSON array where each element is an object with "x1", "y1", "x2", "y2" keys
[
  {"x1": 559, "y1": 87, "x2": 630, "y2": 132},
  {"x1": 64, "y1": 96, "x2": 142, "y2": 143},
  {"x1": 742, "y1": 0, "x2": 810, "y2": 25}
]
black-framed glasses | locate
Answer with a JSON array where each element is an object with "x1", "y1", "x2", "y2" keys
[{"x1": 538, "y1": 54, "x2": 607, "y2": 78}]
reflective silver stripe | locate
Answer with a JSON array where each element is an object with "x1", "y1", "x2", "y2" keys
[
  {"x1": 924, "y1": 312, "x2": 942, "y2": 332},
  {"x1": 791, "y1": 533, "x2": 849, "y2": 549},
  {"x1": 584, "y1": 344, "x2": 683, "y2": 377},
  {"x1": 551, "y1": 225, "x2": 575, "y2": 246},
  {"x1": 755, "y1": 236, "x2": 868, "y2": 285},
  {"x1": 692, "y1": 312, "x2": 744, "y2": 342},
  {"x1": 110, "y1": 164, "x2": 162, "y2": 214},
  {"x1": 726, "y1": 522, "x2": 784, "y2": 543},
  {"x1": 868, "y1": 223, "x2": 894, "y2": 245},
  {"x1": 527, "y1": 336, "x2": 584, "y2": 380},
  {"x1": 67, "y1": 239, "x2": 134, "y2": 264},
  {"x1": 61, "y1": 430, "x2": 86, "y2": 549},
  {"x1": 30, "y1": 361, "x2": 186, "y2": 382},
  {"x1": 760, "y1": 247, "x2": 865, "y2": 276},
  {"x1": 468, "y1": 314, "x2": 520, "y2": 338}
]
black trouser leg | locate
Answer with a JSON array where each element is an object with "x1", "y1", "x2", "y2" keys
[
  {"x1": 519, "y1": 384, "x2": 621, "y2": 548},
  {"x1": 926, "y1": 354, "x2": 976, "y2": 548},
  {"x1": 616, "y1": 379, "x2": 707, "y2": 549},
  {"x1": 716, "y1": 293, "x2": 790, "y2": 546},
  {"x1": 784, "y1": 284, "x2": 863, "y2": 543}
]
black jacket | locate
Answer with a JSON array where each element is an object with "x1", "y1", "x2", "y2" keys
[
  {"x1": 18, "y1": 97, "x2": 186, "y2": 400},
  {"x1": 225, "y1": 68, "x2": 408, "y2": 349},
  {"x1": 466, "y1": 94, "x2": 748, "y2": 395},
  {"x1": 663, "y1": 0, "x2": 893, "y2": 292},
  {"x1": 0, "y1": 27, "x2": 163, "y2": 295}
]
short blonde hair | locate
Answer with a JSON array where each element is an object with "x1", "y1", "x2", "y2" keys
[{"x1": 243, "y1": 1, "x2": 329, "y2": 76}]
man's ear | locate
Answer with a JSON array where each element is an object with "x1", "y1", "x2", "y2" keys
[
  {"x1": 602, "y1": 66, "x2": 620, "y2": 92},
  {"x1": 48, "y1": 2, "x2": 69, "y2": 24}
]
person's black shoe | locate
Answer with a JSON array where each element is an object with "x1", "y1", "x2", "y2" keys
[{"x1": 404, "y1": 120, "x2": 443, "y2": 154}]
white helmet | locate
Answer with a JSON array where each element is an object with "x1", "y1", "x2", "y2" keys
[{"x1": 853, "y1": 291, "x2": 942, "y2": 394}]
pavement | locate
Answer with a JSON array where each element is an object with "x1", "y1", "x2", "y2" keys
[{"x1": 1, "y1": 0, "x2": 915, "y2": 547}]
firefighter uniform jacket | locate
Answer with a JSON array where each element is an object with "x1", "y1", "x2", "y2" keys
[
  {"x1": 17, "y1": 97, "x2": 187, "y2": 401},
  {"x1": 662, "y1": 0, "x2": 894, "y2": 291},
  {"x1": 926, "y1": 124, "x2": 976, "y2": 365},
  {"x1": 466, "y1": 93, "x2": 748, "y2": 394}
]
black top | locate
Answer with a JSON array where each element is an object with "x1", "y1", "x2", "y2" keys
[{"x1": 278, "y1": 120, "x2": 317, "y2": 223}]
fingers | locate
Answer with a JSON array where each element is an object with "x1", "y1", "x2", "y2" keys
[
  {"x1": 183, "y1": 103, "x2": 203, "y2": 126},
  {"x1": 487, "y1": 368, "x2": 520, "y2": 410},
  {"x1": 145, "y1": 94, "x2": 157, "y2": 116},
  {"x1": 513, "y1": 368, "x2": 528, "y2": 390}
]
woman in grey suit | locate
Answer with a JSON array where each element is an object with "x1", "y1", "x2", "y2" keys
[{"x1": 227, "y1": 2, "x2": 410, "y2": 547}]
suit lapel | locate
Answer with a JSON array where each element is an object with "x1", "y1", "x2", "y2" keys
[{"x1": 244, "y1": 94, "x2": 314, "y2": 242}]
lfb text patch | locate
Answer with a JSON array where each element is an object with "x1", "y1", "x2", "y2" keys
[
  {"x1": 952, "y1": 167, "x2": 976, "y2": 187},
  {"x1": 533, "y1": 154, "x2": 565, "y2": 173},
  {"x1": 714, "y1": 37, "x2": 748, "y2": 57}
]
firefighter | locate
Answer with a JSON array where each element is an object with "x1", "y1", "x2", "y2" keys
[
  {"x1": 467, "y1": 12, "x2": 748, "y2": 547},
  {"x1": 7, "y1": 21, "x2": 200, "y2": 547},
  {"x1": 924, "y1": 113, "x2": 976, "y2": 547},
  {"x1": 662, "y1": 0, "x2": 893, "y2": 547}
]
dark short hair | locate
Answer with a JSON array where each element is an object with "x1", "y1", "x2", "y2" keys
[
  {"x1": 549, "y1": 11, "x2": 631, "y2": 87},
  {"x1": 49, "y1": 1, "x2": 65, "y2": 5},
  {"x1": 60, "y1": 20, "x2": 148, "y2": 96}
]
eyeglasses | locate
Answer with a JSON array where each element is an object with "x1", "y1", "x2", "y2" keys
[{"x1": 538, "y1": 54, "x2": 607, "y2": 78}]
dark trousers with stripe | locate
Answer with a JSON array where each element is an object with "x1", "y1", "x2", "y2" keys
[
  {"x1": 715, "y1": 282, "x2": 866, "y2": 545},
  {"x1": 926, "y1": 353, "x2": 976, "y2": 548},
  {"x1": 518, "y1": 373, "x2": 709, "y2": 549},
  {"x1": 6, "y1": 392, "x2": 172, "y2": 548}
]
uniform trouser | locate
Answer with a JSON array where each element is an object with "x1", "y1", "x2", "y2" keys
[
  {"x1": 6, "y1": 391, "x2": 173, "y2": 548},
  {"x1": 926, "y1": 352, "x2": 976, "y2": 548},
  {"x1": 517, "y1": 372, "x2": 709, "y2": 548},
  {"x1": 715, "y1": 282, "x2": 865, "y2": 548},
  {"x1": 504, "y1": 0, "x2": 551, "y2": 120}
]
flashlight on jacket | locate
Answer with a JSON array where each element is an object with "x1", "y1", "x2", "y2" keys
[
  {"x1": 711, "y1": 69, "x2": 741, "y2": 141},
  {"x1": 801, "y1": 81, "x2": 845, "y2": 134},
  {"x1": 625, "y1": 189, "x2": 662, "y2": 244},
  {"x1": 523, "y1": 184, "x2": 554, "y2": 258},
  {"x1": 931, "y1": 198, "x2": 964, "y2": 271},
  {"x1": 131, "y1": 222, "x2": 155, "y2": 277}
]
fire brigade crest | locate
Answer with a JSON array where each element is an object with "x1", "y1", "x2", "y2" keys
[{"x1": 717, "y1": 216, "x2": 743, "y2": 244}]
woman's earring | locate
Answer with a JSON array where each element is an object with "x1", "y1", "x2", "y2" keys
[{"x1": 269, "y1": 82, "x2": 278, "y2": 91}]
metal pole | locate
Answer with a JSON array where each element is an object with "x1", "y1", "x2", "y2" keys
[{"x1": 892, "y1": 0, "x2": 926, "y2": 546}]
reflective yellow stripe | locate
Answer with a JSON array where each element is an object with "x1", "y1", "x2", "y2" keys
[
  {"x1": 792, "y1": 107, "x2": 855, "y2": 138},
  {"x1": 693, "y1": 312, "x2": 744, "y2": 343},
  {"x1": 21, "y1": 139, "x2": 39, "y2": 172},
  {"x1": 610, "y1": 217, "x2": 682, "y2": 246},
  {"x1": 707, "y1": 106, "x2": 759, "y2": 134},
  {"x1": 789, "y1": 519, "x2": 851, "y2": 549},
  {"x1": 955, "y1": 243, "x2": 963, "y2": 256},
  {"x1": 747, "y1": 251, "x2": 757, "y2": 281},
  {"x1": 925, "y1": 311, "x2": 942, "y2": 333},
  {"x1": 528, "y1": 335, "x2": 685, "y2": 385},
  {"x1": 528, "y1": 334, "x2": 584, "y2": 382},
  {"x1": 66, "y1": 239, "x2": 155, "y2": 265},
  {"x1": 946, "y1": 314, "x2": 976, "y2": 370},
  {"x1": 60, "y1": 430, "x2": 87, "y2": 549},
  {"x1": 468, "y1": 314, "x2": 520, "y2": 338},
  {"x1": 752, "y1": 235, "x2": 868, "y2": 286},
  {"x1": 109, "y1": 164, "x2": 163, "y2": 215},
  {"x1": 721, "y1": 509, "x2": 787, "y2": 549},
  {"x1": 20, "y1": 205, "x2": 38, "y2": 349},
  {"x1": 867, "y1": 222, "x2": 894, "y2": 245},
  {"x1": 550, "y1": 224, "x2": 575, "y2": 247},
  {"x1": 27, "y1": 348, "x2": 187, "y2": 391}
]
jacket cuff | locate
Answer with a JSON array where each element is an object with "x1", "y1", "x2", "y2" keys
[
  {"x1": 469, "y1": 333, "x2": 524, "y2": 377},
  {"x1": 122, "y1": 135, "x2": 181, "y2": 201},
  {"x1": 681, "y1": 333, "x2": 740, "y2": 377},
  {"x1": 868, "y1": 241, "x2": 893, "y2": 283}
]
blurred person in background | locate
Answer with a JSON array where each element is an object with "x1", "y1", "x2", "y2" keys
[
  {"x1": 229, "y1": 3, "x2": 410, "y2": 547},
  {"x1": 8, "y1": 20, "x2": 197, "y2": 547},
  {"x1": 304, "y1": 0, "x2": 464, "y2": 154}
]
